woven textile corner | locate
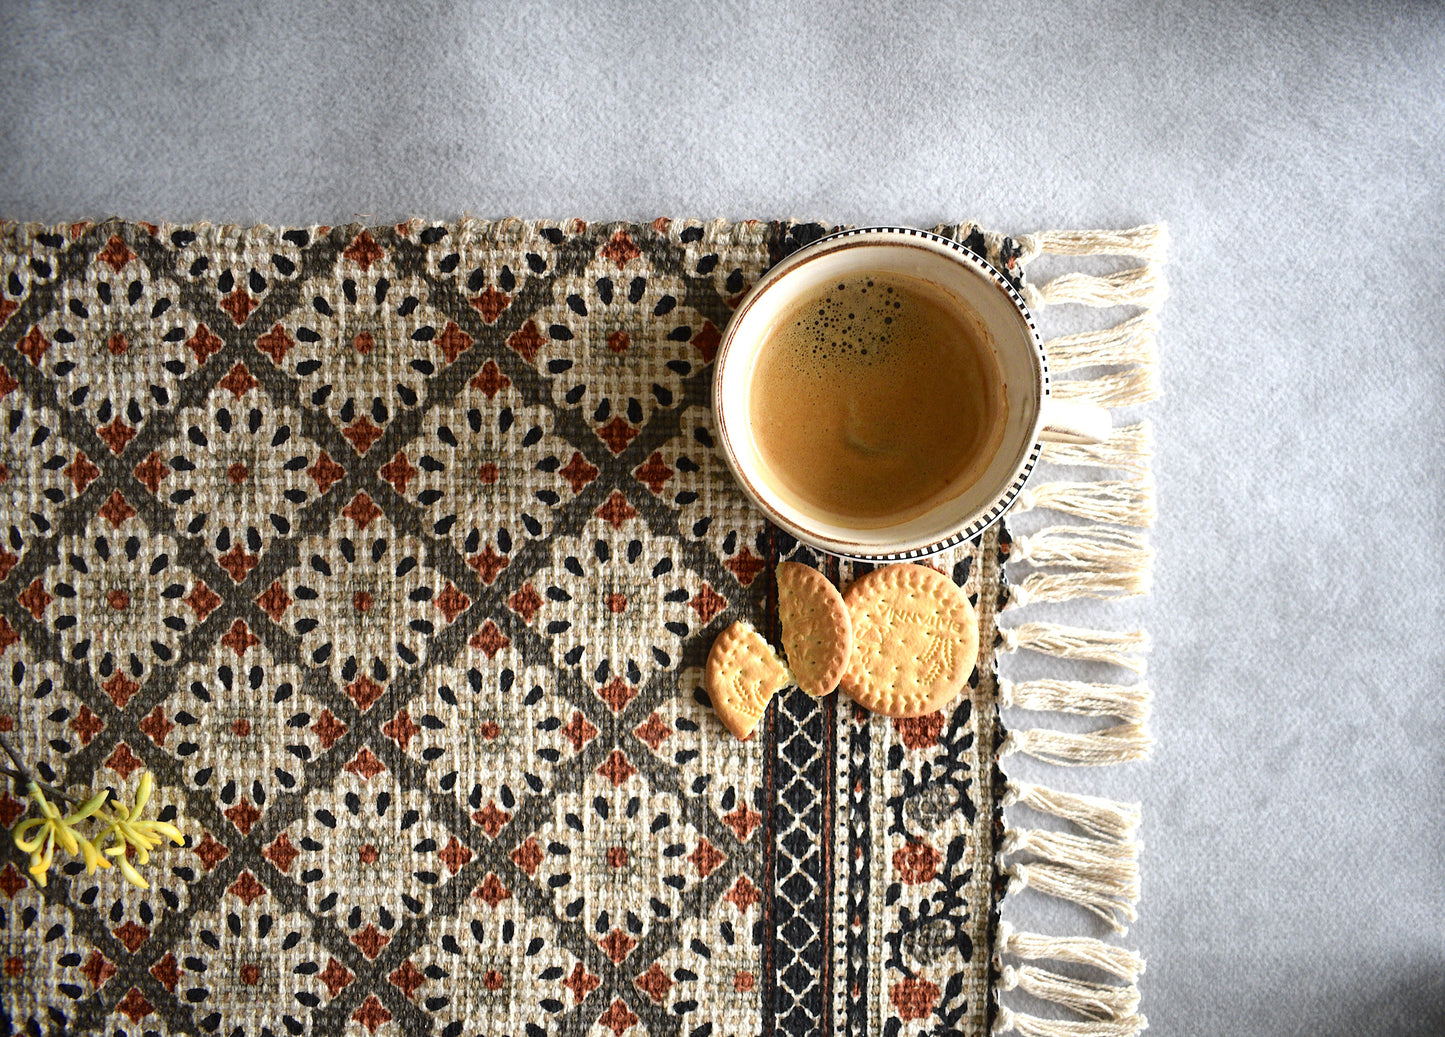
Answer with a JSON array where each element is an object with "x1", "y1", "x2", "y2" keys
[{"x1": 0, "y1": 218, "x2": 1018, "y2": 1036}]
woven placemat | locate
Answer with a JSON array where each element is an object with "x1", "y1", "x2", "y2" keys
[{"x1": 0, "y1": 217, "x2": 1163, "y2": 1037}]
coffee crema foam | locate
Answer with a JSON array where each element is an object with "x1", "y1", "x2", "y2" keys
[{"x1": 747, "y1": 272, "x2": 1008, "y2": 529}]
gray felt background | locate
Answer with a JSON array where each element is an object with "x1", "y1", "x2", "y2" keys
[{"x1": 2, "y1": 0, "x2": 1442, "y2": 1033}]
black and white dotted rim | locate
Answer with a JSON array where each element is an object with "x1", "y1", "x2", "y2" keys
[{"x1": 763, "y1": 226, "x2": 1049, "y2": 563}]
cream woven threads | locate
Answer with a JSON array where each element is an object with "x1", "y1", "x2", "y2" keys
[
  {"x1": 996, "y1": 922, "x2": 1145, "y2": 984},
  {"x1": 994, "y1": 1005, "x2": 1149, "y2": 1037},
  {"x1": 1008, "y1": 525, "x2": 1154, "y2": 606},
  {"x1": 1003, "y1": 781, "x2": 1141, "y2": 843},
  {"x1": 1010, "y1": 570, "x2": 1151, "y2": 607},
  {"x1": 998, "y1": 677, "x2": 1152, "y2": 724},
  {"x1": 1051, "y1": 367, "x2": 1162, "y2": 408},
  {"x1": 1005, "y1": 856, "x2": 1140, "y2": 933},
  {"x1": 1042, "y1": 313, "x2": 1159, "y2": 374},
  {"x1": 1014, "y1": 224, "x2": 1171, "y2": 265},
  {"x1": 1040, "y1": 422, "x2": 1153, "y2": 475},
  {"x1": 1000, "y1": 964, "x2": 1141, "y2": 1020},
  {"x1": 998, "y1": 623, "x2": 1150, "y2": 674},
  {"x1": 1014, "y1": 477, "x2": 1157, "y2": 528},
  {"x1": 994, "y1": 924, "x2": 1148, "y2": 1036},
  {"x1": 994, "y1": 222, "x2": 1163, "y2": 1037},
  {"x1": 1003, "y1": 827, "x2": 1139, "y2": 870},
  {"x1": 1021, "y1": 265, "x2": 1168, "y2": 312},
  {"x1": 1012, "y1": 525, "x2": 1154, "y2": 572},
  {"x1": 1001, "y1": 724, "x2": 1154, "y2": 767}
]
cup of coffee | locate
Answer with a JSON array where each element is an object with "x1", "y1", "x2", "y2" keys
[{"x1": 712, "y1": 226, "x2": 1111, "y2": 561}]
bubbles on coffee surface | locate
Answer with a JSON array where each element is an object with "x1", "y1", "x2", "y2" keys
[
  {"x1": 749, "y1": 268, "x2": 1006, "y2": 527},
  {"x1": 791, "y1": 276, "x2": 913, "y2": 368}
]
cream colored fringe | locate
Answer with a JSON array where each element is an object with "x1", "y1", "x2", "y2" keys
[
  {"x1": 1041, "y1": 422, "x2": 1153, "y2": 475},
  {"x1": 1042, "y1": 313, "x2": 1159, "y2": 374},
  {"x1": 1009, "y1": 525, "x2": 1154, "y2": 606},
  {"x1": 1015, "y1": 477, "x2": 1156, "y2": 527},
  {"x1": 1012, "y1": 525, "x2": 1153, "y2": 573},
  {"x1": 1021, "y1": 263, "x2": 1168, "y2": 311},
  {"x1": 1010, "y1": 570, "x2": 1150, "y2": 606},
  {"x1": 995, "y1": 224, "x2": 1164, "y2": 1036},
  {"x1": 1052, "y1": 367, "x2": 1161, "y2": 408},
  {"x1": 1003, "y1": 828, "x2": 1140, "y2": 876},
  {"x1": 1001, "y1": 829, "x2": 1141, "y2": 932},
  {"x1": 1015, "y1": 224, "x2": 1170, "y2": 264},
  {"x1": 996, "y1": 922, "x2": 1145, "y2": 983},
  {"x1": 1003, "y1": 781, "x2": 1141, "y2": 842},
  {"x1": 998, "y1": 677, "x2": 1152, "y2": 724},
  {"x1": 1005, "y1": 857, "x2": 1138, "y2": 933},
  {"x1": 1002, "y1": 725, "x2": 1153, "y2": 767},
  {"x1": 995, "y1": 1006, "x2": 1148, "y2": 1037},
  {"x1": 998, "y1": 623, "x2": 1149, "y2": 674},
  {"x1": 1000, "y1": 964, "x2": 1141, "y2": 1020}
]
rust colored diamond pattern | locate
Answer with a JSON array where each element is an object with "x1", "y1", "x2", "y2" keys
[{"x1": 0, "y1": 219, "x2": 1013, "y2": 1037}]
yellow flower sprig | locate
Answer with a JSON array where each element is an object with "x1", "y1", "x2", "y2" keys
[
  {"x1": 12, "y1": 785, "x2": 110, "y2": 886},
  {"x1": 8, "y1": 771, "x2": 183, "y2": 890},
  {"x1": 98, "y1": 771, "x2": 184, "y2": 889}
]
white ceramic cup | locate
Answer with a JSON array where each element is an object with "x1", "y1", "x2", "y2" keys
[{"x1": 712, "y1": 226, "x2": 1110, "y2": 561}]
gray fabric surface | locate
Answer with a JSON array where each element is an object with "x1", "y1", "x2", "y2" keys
[{"x1": 1, "y1": 0, "x2": 1442, "y2": 1033}]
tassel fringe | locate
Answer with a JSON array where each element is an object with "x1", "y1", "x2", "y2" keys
[
  {"x1": 1041, "y1": 422, "x2": 1153, "y2": 475},
  {"x1": 1022, "y1": 265, "x2": 1168, "y2": 311},
  {"x1": 1042, "y1": 313, "x2": 1159, "y2": 374},
  {"x1": 1015, "y1": 478, "x2": 1157, "y2": 528},
  {"x1": 1003, "y1": 827, "x2": 1140, "y2": 875},
  {"x1": 1001, "y1": 724, "x2": 1153, "y2": 767},
  {"x1": 1012, "y1": 525, "x2": 1153, "y2": 571},
  {"x1": 996, "y1": 922, "x2": 1145, "y2": 983},
  {"x1": 1003, "y1": 781, "x2": 1141, "y2": 843},
  {"x1": 1011, "y1": 569, "x2": 1150, "y2": 606},
  {"x1": 1010, "y1": 525, "x2": 1154, "y2": 606},
  {"x1": 1005, "y1": 858, "x2": 1138, "y2": 933},
  {"x1": 1000, "y1": 964, "x2": 1141, "y2": 1021},
  {"x1": 1052, "y1": 367, "x2": 1162, "y2": 408},
  {"x1": 997, "y1": 225, "x2": 1163, "y2": 1035},
  {"x1": 995, "y1": 1006, "x2": 1148, "y2": 1036},
  {"x1": 998, "y1": 677, "x2": 1152, "y2": 724},
  {"x1": 998, "y1": 623, "x2": 1149, "y2": 674},
  {"x1": 1015, "y1": 224, "x2": 1170, "y2": 264}
]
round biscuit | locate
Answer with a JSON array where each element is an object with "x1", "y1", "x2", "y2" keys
[
  {"x1": 704, "y1": 621, "x2": 791, "y2": 740},
  {"x1": 776, "y1": 561, "x2": 852, "y2": 698},
  {"x1": 839, "y1": 563, "x2": 979, "y2": 718}
]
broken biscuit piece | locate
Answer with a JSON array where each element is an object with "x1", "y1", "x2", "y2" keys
[
  {"x1": 776, "y1": 561, "x2": 852, "y2": 698},
  {"x1": 840, "y1": 563, "x2": 979, "y2": 718},
  {"x1": 705, "y1": 621, "x2": 790, "y2": 740}
]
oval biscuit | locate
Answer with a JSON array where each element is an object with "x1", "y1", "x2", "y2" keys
[
  {"x1": 839, "y1": 563, "x2": 978, "y2": 718},
  {"x1": 776, "y1": 561, "x2": 852, "y2": 698}
]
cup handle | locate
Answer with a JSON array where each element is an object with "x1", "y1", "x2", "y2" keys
[{"x1": 1038, "y1": 398, "x2": 1112, "y2": 444}]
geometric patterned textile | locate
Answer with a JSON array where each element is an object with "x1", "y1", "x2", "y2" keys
[{"x1": 0, "y1": 218, "x2": 1019, "y2": 1036}]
